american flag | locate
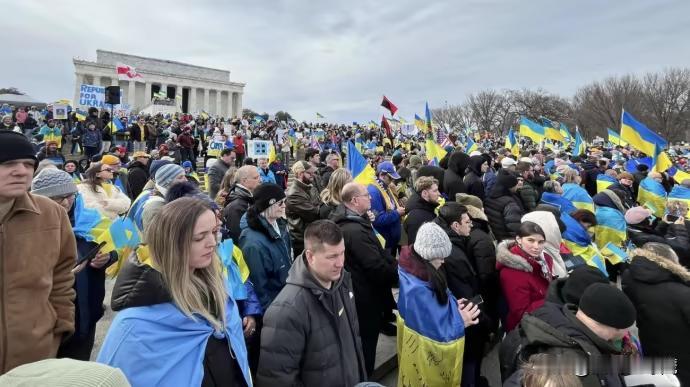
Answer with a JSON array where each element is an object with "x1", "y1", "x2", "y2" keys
[{"x1": 437, "y1": 126, "x2": 452, "y2": 148}]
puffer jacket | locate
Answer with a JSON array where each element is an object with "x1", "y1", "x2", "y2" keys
[
  {"x1": 238, "y1": 210, "x2": 292, "y2": 311},
  {"x1": 517, "y1": 180, "x2": 539, "y2": 212},
  {"x1": 443, "y1": 151, "x2": 470, "y2": 199},
  {"x1": 484, "y1": 180, "x2": 525, "y2": 241},
  {"x1": 622, "y1": 249, "x2": 690, "y2": 387},
  {"x1": 257, "y1": 255, "x2": 366, "y2": 387},
  {"x1": 403, "y1": 192, "x2": 439, "y2": 244},
  {"x1": 285, "y1": 178, "x2": 321, "y2": 255},
  {"x1": 496, "y1": 240, "x2": 554, "y2": 332},
  {"x1": 221, "y1": 184, "x2": 253, "y2": 242}
]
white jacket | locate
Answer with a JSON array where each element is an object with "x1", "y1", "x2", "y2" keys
[
  {"x1": 521, "y1": 211, "x2": 568, "y2": 278},
  {"x1": 77, "y1": 182, "x2": 131, "y2": 220}
]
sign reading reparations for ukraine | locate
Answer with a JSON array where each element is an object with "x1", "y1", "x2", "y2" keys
[{"x1": 78, "y1": 84, "x2": 107, "y2": 109}]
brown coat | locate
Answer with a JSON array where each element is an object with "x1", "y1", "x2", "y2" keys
[{"x1": 0, "y1": 193, "x2": 77, "y2": 373}]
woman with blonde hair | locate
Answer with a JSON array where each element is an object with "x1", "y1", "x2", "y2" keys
[
  {"x1": 215, "y1": 166, "x2": 238, "y2": 207},
  {"x1": 98, "y1": 197, "x2": 252, "y2": 386},
  {"x1": 77, "y1": 162, "x2": 131, "y2": 219},
  {"x1": 319, "y1": 168, "x2": 352, "y2": 219},
  {"x1": 560, "y1": 167, "x2": 594, "y2": 213}
]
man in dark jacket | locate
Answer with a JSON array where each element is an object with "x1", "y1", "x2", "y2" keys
[
  {"x1": 126, "y1": 151, "x2": 150, "y2": 199},
  {"x1": 443, "y1": 151, "x2": 470, "y2": 199},
  {"x1": 403, "y1": 175, "x2": 440, "y2": 244},
  {"x1": 222, "y1": 165, "x2": 260, "y2": 241},
  {"x1": 516, "y1": 161, "x2": 539, "y2": 212},
  {"x1": 484, "y1": 173, "x2": 525, "y2": 241},
  {"x1": 330, "y1": 182, "x2": 398, "y2": 376},
  {"x1": 582, "y1": 157, "x2": 604, "y2": 197},
  {"x1": 286, "y1": 160, "x2": 322, "y2": 258},
  {"x1": 463, "y1": 155, "x2": 488, "y2": 201},
  {"x1": 609, "y1": 172, "x2": 636, "y2": 209},
  {"x1": 207, "y1": 149, "x2": 235, "y2": 200},
  {"x1": 545, "y1": 264, "x2": 609, "y2": 306},
  {"x1": 320, "y1": 152, "x2": 341, "y2": 188},
  {"x1": 500, "y1": 283, "x2": 637, "y2": 386},
  {"x1": 258, "y1": 220, "x2": 367, "y2": 387}
]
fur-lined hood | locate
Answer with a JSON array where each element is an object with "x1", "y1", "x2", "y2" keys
[
  {"x1": 628, "y1": 248, "x2": 690, "y2": 284},
  {"x1": 496, "y1": 240, "x2": 533, "y2": 273}
]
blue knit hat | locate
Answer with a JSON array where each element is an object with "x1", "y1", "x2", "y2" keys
[
  {"x1": 149, "y1": 159, "x2": 172, "y2": 179},
  {"x1": 155, "y1": 164, "x2": 185, "y2": 188}
]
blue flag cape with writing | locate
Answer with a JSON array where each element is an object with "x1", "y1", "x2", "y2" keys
[
  {"x1": 637, "y1": 177, "x2": 667, "y2": 218},
  {"x1": 397, "y1": 267, "x2": 465, "y2": 386}
]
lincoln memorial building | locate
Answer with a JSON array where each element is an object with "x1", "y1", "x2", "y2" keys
[{"x1": 73, "y1": 50, "x2": 245, "y2": 116}]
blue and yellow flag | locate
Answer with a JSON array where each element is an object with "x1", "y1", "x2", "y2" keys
[
  {"x1": 519, "y1": 116, "x2": 545, "y2": 143},
  {"x1": 602, "y1": 242, "x2": 629, "y2": 264},
  {"x1": 562, "y1": 183, "x2": 594, "y2": 212},
  {"x1": 465, "y1": 139, "x2": 478, "y2": 154},
  {"x1": 425, "y1": 137, "x2": 448, "y2": 166},
  {"x1": 608, "y1": 128, "x2": 628, "y2": 146},
  {"x1": 425, "y1": 102, "x2": 433, "y2": 133},
  {"x1": 414, "y1": 114, "x2": 426, "y2": 131},
  {"x1": 637, "y1": 177, "x2": 667, "y2": 218},
  {"x1": 397, "y1": 268, "x2": 464, "y2": 387},
  {"x1": 540, "y1": 192, "x2": 577, "y2": 215},
  {"x1": 668, "y1": 184, "x2": 690, "y2": 217},
  {"x1": 595, "y1": 206, "x2": 627, "y2": 264},
  {"x1": 559, "y1": 123, "x2": 573, "y2": 143},
  {"x1": 97, "y1": 217, "x2": 142, "y2": 255},
  {"x1": 596, "y1": 174, "x2": 618, "y2": 193},
  {"x1": 217, "y1": 239, "x2": 250, "y2": 300},
  {"x1": 668, "y1": 166, "x2": 690, "y2": 186},
  {"x1": 561, "y1": 213, "x2": 608, "y2": 275},
  {"x1": 573, "y1": 129, "x2": 586, "y2": 156},
  {"x1": 620, "y1": 110, "x2": 667, "y2": 156},
  {"x1": 346, "y1": 141, "x2": 377, "y2": 186},
  {"x1": 653, "y1": 144, "x2": 673, "y2": 173},
  {"x1": 72, "y1": 193, "x2": 111, "y2": 242},
  {"x1": 106, "y1": 116, "x2": 125, "y2": 134},
  {"x1": 75, "y1": 108, "x2": 87, "y2": 122},
  {"x1": 505, "y1": 128, "x2": 519, "y2": 156},
  {"x1": 541, "y1": 117, "x2": 565, "y2": 142}
]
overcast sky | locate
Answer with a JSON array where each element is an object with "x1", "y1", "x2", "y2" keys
[{"x1": 4, "y1": 0, "x2": 689, "y2": 123}]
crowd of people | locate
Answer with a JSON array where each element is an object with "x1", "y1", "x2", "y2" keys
[{"x1": 0, "y1": 104, "x2": 689, "y2": 387}]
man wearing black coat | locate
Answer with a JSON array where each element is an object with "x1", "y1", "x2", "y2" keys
[
  {"x1": 126, "y1": 152, "x2": 150, "y2": 199},
  {"x1": 443, "y1": 151, "x2": 470, "y2": 200},
  {"x1": 330, "y1": 182, "x2": 398, "y2": 377},
  {"x1": 403, "y1": 175, "x2": 440, "y2": 244},
  {"x1": 222, "y1": 166, "x2": 260, "y2": 241},
  {"x1": 484, "y1": 173, "x2": 525, "y2": 241},
  {"x1": 463, "y1": 155, "x2": 487, "y2": 202}
]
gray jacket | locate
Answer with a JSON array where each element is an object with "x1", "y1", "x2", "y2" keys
[
  {"x1": 257, "y1": 255, "x2": 366, "y2": 387},
  {"x1": 207, "y1": 158, "x2": 230, "y2": 200}
]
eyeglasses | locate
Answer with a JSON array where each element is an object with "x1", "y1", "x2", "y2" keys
[
  {"x1": 100, "y1": 168, "x2": 114, "y2": 173},
  {"x1": 51, "y1": 193, "x2": 76, "y2": 203}
]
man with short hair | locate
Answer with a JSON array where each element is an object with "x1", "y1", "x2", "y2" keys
[
  {"x1": 403, "y1": 176, "x2": 440, "y2": 244},
  {"x1": 0, "y1": 131, "x2": 77, "y2": 373},
  {"x1": 516, "y1": 161, "x2": 539, "y2": 211},
  {"x1": 320, "y1": 152, "x2": 341, "y2": 187},
  {"x1": 286, "y1": 160, "x2": 322, "y2": 258},
  {"x1": 367, "y1": 161, "x2": 405, "y2": 252},
  {"x1": 126, "y1": 151, "x2": 151, "y2": 199},
  {"x1": 207, "y1": 148, "x2": 236, "y2": 200},
  {"x1": 258, "y1": 220, "x2": 366, "y2": 386},
  {"x1": 223, "y1": 165, "x2": 261, "y2": 241},
  {"x1": 610, "y1": 171, "x2": 636, "y2": 209},
  {"x1": 257, "y1": 157, "x2": 276, "y2": 184},
  {"x1": 305, "y1": 148, "x2": 324, "y2": 193},
  {"x1": 330, "y1": 182, "x2": 398, "y2": 376}
]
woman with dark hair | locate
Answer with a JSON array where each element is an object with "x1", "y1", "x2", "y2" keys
[
  {"x1": 77, "y1": 162, "x2": 131, "y2": 219},
  {"x1": 36, "y1": 140, "x2": 66, "y2": 169},
  {"x1": 496, "y1": 221, "x2": 555, "y2": 332},
  {"x1": 63, "y1": 159, "x2": 83, "y2": 183}
]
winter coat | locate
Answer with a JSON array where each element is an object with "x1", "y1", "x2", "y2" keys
[
  {"x1": 496, "y1": 241, "x2": 554, "y2": 332},
  {"x1": 104, "y1": 252, "x2": 251, "y2": 386},
  {"x1": 320, "y1": 165, "x2": 336, "y2": 188},
  {"x1": 77, "y1": 183, "x2": 131, "y2": 220},
  {"x1": 257, "y1": 255, "x2": 366, "y2": 387},
  {"x1": 609, "y1": 182, "x2": 636, "y2": 209},
  {"x1": 403, "y1": 192, "x2": 439, "y2": 244},
  {"x1": 238, "y1": 212, "x2": 292, "y2": 311},
  {"x1": 221, "y1": 184, "x2": 253, "y2": 242},
  {"x1": 81, "y1": 127, "x2": 102, "y2": 149},
  {"x1": 329, "y1": 205, "x2": 398, "y2": 336},
  {"x1": 463, "y1": 155, "x2": 486, "y2": 201},
  {"x1": 207, "y1": 158, "x2": 231, "y2": 201},
  {"x1": 622, "y1": 249, "x2": 690, "y2": 386},
  {"x1": 521, "y1": 211, "x2": 568, "y2": 278},
  {"x1": 128, "y1": 123, "x2": 149, "y2": 142},
  {"x1": 367, "y1": 180, "x2": 402, "y2": 249},
  {"x1": 582, "y1": 161, "x2": 602, "y2": 197},
  {"x1": 285, "y1": 178, "x2": 321, "y2": 254},
  {"x1": 443, "y1": 152, "x2": 470, "y2": 199},
  {"x1": 257, "y1": 167, "x2": 276, "y2": 184},
  {"x1": 126, "y1": 160, "x2": 149, "y2": 199},
  {"x1": 517, "y1": 180, "x2": 539, "y2": 212},
  {"x1": 484, "y1": 181, "x2": 525, "y2": 241},
  {"x1": 269, "y1": 162, "x2": 288, "y2": 189},
  {"x1": 0, "y1": 193, "x2": 77, "y2": 373},
  {"x1": 499, "y1": 302, "x2": 624, "y2": 387}
]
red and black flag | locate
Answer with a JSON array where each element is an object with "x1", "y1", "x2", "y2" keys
[
  {"x1": 380, "y1": 95, "x2": 398, "y2": 116},
  {"x1": 381, "y1": 115, "x2": 393, "y2": 138}
]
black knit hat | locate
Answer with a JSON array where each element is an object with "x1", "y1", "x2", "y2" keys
[
  {"x1": 496, "y1": 173, "x2": 518, "y2": 189},
  {"x1": 0, "y1": 131, "x2": 38, "y2": 165},
  {"x1": 579, "y1": 283, "x2": 636, "y2": 329},
  {"x1": 562, "y1": 266, "x2": 609, "y2": 305},
  {"x1": 252, "y1": 183, "x2": 286, "y2": 213}
]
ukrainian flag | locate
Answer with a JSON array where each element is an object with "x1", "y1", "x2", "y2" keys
[
  {"x1": 561, "y1": 213, "x2": 608, "y2": 276},
  {"x1": 540, "y1": 192, "x2": 577, "y2": 215},
  {"x1": 653, "y1": 144, "x2": 673, "y2": 173},
  {"x1": 541, "y1": 117, "x2": 565, "y2": 142},
  {"x1": 668, "y1": 184, "x2": 690, "y2": 216},
  {"x1": 637, "y1": 177, "x2": 667, "y2": 218},
  {"x1": 620, "y1": 110, "x2": 667, "y2": 156},
  {"x1": 607, "y1": 129, "x2": 628, "y2": 146},
  {"x1": 268, "y1": 142, "x2": 277, "y2": 164},
  {"x1": 668, "y1": 166, "x2": 690, "y2": 186},
  {"x1": 414, "y1": 114, "x2": 426, "y2": 131},
  {"x1": 72, "y1": 193, "x2": 111, "y2": 242},
  {"x1": 397, "y1": 267, "x2": 465, "y2": 387},
  {"x1": 562, "y1": 183, "x2": 594, "y2": 212},
  {"x1": 316, "y1": 112, "x2": 325, "y2": 119},
  {"x1": 346, "y1": 141, "x2": 377, "y2": 186},
  {"x1": 595, "y1": 206, "x2": 627, "y2": 264},
  {"x1": 465, "y1": 139, "x2": 478, "y2": 154},
  {"x1": 97, "y1": 217, "x2": 142, "y2": 255},
  {"x1": 425, "y1": 102, "x2": 433, "y2": 133},
  {"x1": 75, "y1": 108, "x2": 87, "y2": 121},
  {"x1": 425, "y1": 136, "x2": 448, "y2": 166},
  {"x1": 559, "y1": 123, "x2": 573, "y2": 143},
  {"x1": 519, "y1": 117, "x2": 545, "y2": 143},
  {"x1": 217, "y1": 239, "x2": 251, "y2": 300},
  {"x1": 601, "y1": 242, "x2": 629, "y2": 264},
  {"x1": 596, "y1": 174, "x2": 618, "y2": 193},
  {"x1": 573, "y1": 129, "x2": 586, "y2": 156},
  {"x1": 505, "y1": 128, "x2": 519, "y2": 156},
  {"x1": 106, "y1": 116, "x2": 125, "y2": 134}
]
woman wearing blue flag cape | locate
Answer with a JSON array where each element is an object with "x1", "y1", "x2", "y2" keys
[
  {"x1": 561, "y1": 168, "x2": 594, "y2": 212},
  {"x1": 539, "y1": 180, "x2": 576, "y2": 215},
  {"x1": 561, "y1": 210, "x2": 609, "y2": 276},
  {"x1": 98, "y1": 198, "x2": 252, "y2": 386},
  {"x1": 593, "y1": 189, "x2": 629, "y2": 281},
  {"x1": 397, "y1": 222, "x2": 480, "y2": 387}
]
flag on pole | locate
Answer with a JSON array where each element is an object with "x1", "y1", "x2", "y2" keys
[
  {"x1": 607, "y1": 129, "x2": 627, "y2": 146},
  {"x1": 505, "y1": 128, "x2": 519, "y2": 156},
  {"x1": 519, "y1": 117, "x2": 546, "y2": 142},
  {"x1": 559, "y1": 123, "x2": 573, "y2": 142},
  {"x1": 541, "y1": 117, "x2": 565, "y2": 142},
  {"x1": 424, "y1": 102, "x2": 433, "y2": 134},
  {"x1": 465, "y1": 139, "x2": 478, "y2": 154},
  {"x1": 107, "y1": 116, "x2": 125, "y2": 134},
  {"x1": 381, "y1": 115, "x2": 392, "y2": 138},
  {"x1": 381, "y1": 95, "x2": 398, "y2": 116},
  {"x1": 116, "y1": 63, "x2": 144, "y2": 81},
  {"x1": 346, "y1": 141, "x2": 377, "y2": 186},
  {"x1": 316, "y1": 112, "x2": 325, "y2": 119},
  {"x1": 573, "y1": 128, "x2": 586, "y2": 156},
  {"x1": 414, "y1": 114, "x2": 426, "y2": 131},
  {"x1": 620, "y1": 110, "x2": 667, "y2": 156}
]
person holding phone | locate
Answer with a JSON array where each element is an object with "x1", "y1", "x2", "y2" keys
[{"x1": 30, "y1": 168, "x2": 117, "y2": 360}]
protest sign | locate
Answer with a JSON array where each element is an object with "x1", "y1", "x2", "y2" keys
[
  {"x1": 53, "y1": 104, "x2": 68, "y2": 120},
  {"x1": 247, "y1": 140, "x2": 271, "y2": 159},
  {"x1": 78, "y1": 84, "x2": 107, "y2": 109}
]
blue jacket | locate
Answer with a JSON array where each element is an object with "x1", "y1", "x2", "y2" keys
[
  {"x1": 367, "y1": 181, "x2": 401, "y2": 249},
  {"x1": 258, "y1": 167, "x2": 276, "y2": 184},
  {"x1": 238, "y1": 211, "x2": 292, "y2": 310}
]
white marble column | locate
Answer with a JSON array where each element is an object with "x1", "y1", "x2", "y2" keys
[
  {"x1": 189, "y1": 87, "x2": 197, "y2": 113},
  {"x1": 215, "y1": 90, "x2": 222, "y2": 117},
  {"x1": 160, "y1": 83, "x2": 168, "y2": 98},
  {"x1": 99, "y1": 76, "x2": 110, "y2": 87},
  {"x1": 74, "y1": 73, "x2": 84, "y2": 108},
  {"x1": 236, "y1": 93, "x2": 243, "y2": 118},
  {"x1": 227, "y1": 91, "x2": 234, "y2": 119},
  {"x1": 128, "y1": 80, "x2": 136, "y2": 108},
  {"x1": 203, "y1": 88, "x2": 210, "y2": 112},
  {"x1": 111, "y1": 78, "x2": 119, "y2": 87},
  {"x1": 144, "y1": 82, "x2": 152, "y2": 105}
]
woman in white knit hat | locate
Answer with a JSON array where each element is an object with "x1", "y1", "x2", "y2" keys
[{"x1": 396, "y1": 222, "x2": 480, "y2": 387}]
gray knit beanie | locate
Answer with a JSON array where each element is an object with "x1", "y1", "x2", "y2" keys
[
  {"x1": 155, "y1": 164, "x2": 185, "y2": 188},
  {"x1": 413, "y1": 222, "x2": 452, "y2": 261},
  {"x1": 0, "y1": 358, "x2": 131, "y2": 387},
  {"x1": 31, "y1": 169, "x2": 78, "y2": 198}
]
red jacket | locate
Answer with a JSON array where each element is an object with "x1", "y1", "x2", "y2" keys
[
  {"x1": 496, "y1": 240, "x2": 554, "y2": 332},
  {"x1": 234, "y1": 135, "x2": 245, "y2": 154}
]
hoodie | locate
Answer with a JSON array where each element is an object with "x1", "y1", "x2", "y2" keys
[
  {"x1": 443, "y1": 151, "x2": 470, "y2": 199},
  {"x1": 521, "y1": 211, "x2": 568, "y2": 278},
  {"x1": 463, "y1": 155, "x2": 487, "y2": 201}
]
